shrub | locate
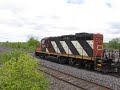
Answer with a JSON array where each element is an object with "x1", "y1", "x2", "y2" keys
[
  {"x1": 109, "y1": 38, "x2": 120, "y2": 49},
  {"x1": 0, "y1": 50, "x2": 25, "y2": 64},
  {"x1": 0, "y1": 51, "x2": 48, "y2": 90},
  {"x1": 27, "y1": 37, "x2": 39, "y2": 51}
]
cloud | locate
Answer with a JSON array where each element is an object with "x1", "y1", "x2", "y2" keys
[
  {"x1": 66, "y1": 0, "x2": 84, "y2": 4},
  {"x1": 105, "y1": 2, "x2": 112, "y2": 8},
  {"x1": 0, "y1": 0, "x2": 120, "y2": 42},
  {"x1": 110, "y1": 22, "x2": 120, "y2": 29},
  {"x1": 106, "y1": 22, "x2": 120, "y2": 34}
]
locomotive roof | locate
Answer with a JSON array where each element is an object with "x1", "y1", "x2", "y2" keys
[
  {"x1": 47, "y1": 35, "x2": 74, "y2": 38},
  {"x1": 61, "y1": 34, "x2": 74, "y2": 37},
  {"x1": 42, "y1": 32, "x2": 102, "y2": 40},
  {"x1": 75, "y1": 32, "x2": 93, "y2": 35}
]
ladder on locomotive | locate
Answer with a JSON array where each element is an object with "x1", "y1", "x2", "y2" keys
[
  {"x1": 95, "y1": 49, "x2": 120, "y2": 72},
  {"x1": 94, "y1": 50, "x2": 103, "y2": 71}
]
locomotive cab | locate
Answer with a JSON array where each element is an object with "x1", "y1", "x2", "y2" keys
[
  {"x1": 35, "y1": 42, "x2": 42, "y2": 56},
  {"x1": 93, "y1": 34, "x2": 119, "y2": 73},
  {"x1": 93, "y1": 33, "x2": 103, "y2": 58},
  {"x1": 35, "y1": 38, "x2": 46, "y2": 56}
]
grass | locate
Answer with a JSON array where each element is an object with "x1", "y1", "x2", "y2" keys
[{"x1": 0, "y1": 37, "x2": 40, "y2": 51}]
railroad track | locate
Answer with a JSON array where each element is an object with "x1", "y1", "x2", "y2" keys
[
  {"x1": 36, "y1": 54, "x2": 120, "y2": 78},
  {"x1": 30, "y1": 52, "x2": 119, "y2": 90},
  {"x1": 109, "y1": 73, "x2": 120, "y2": 78},
  {"x1": 39, "y1": 63, "x2": 111, "y2": 90}
]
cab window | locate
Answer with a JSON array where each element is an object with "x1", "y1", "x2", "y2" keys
[
  {"x1": 41, "y1": 40, "x2": 45, "y2": 44},
  {"x1": 96, "y1": 37, "x2": 103, "y2": 40}
]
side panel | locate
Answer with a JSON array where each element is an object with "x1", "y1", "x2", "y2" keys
[
  {"x1": 51, "y1": 41, "x2": 61, "y2": 53},
  {"x1": 71, "y1": 41, "x2": 88, "y2": 56},
  {"x1": 77, "y1": 40, "x2": 93, "y2": 57},
  {"x1": 54, "y1": 38, "x2": 66, "y2": 54},
  {"x1": 40, "y1": 33, "x2": 98, "y2": 58},
  {"x1": 60, "y1": 41, "x2": 72, "y2": 54},
  {"x1": 46, "y1": 39, "x2": 94, "y2": 57},
  {"x1": 46, "y1": 39, "x2": 56, "y2": 53}
]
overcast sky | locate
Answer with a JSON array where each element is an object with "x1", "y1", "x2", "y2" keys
[{"x1": 0, "y1": 0, "x2": 120, "y2": 42}]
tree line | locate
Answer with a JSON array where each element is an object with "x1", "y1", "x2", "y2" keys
[{"x1": 104, "y1": 38, "x2": 120, "y2": 49}]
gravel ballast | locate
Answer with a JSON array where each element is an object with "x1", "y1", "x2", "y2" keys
[{"x1": 40, "y1": 59, "x2": 120, "y2": 90}]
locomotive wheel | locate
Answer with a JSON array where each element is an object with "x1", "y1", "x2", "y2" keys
[
  {"x1": 88, "y1": 64, "x2": 91, "y2": 69},
  {"x1": 39, "y1": 54, "x2": 46, "y2": 59},
  {"x1": 89, "y1": 63, "x2": 94, "y2": 70},
  {"x1": 42, "y1": 54, "x2": 46, "y2": 59},
  {"x1": 44, "y1": 55, "x2": 48, "y2": 60},
  {"x1": 84, "y1": 61, "x2": 93, "y2": 69},
  {"x1": 84, "y1": 63, "x2": 88, "y2": 69},
  {"x1": 39, "y1": 54, "x2": 43, "y2": 59},
  {"x1": 69, "y1": 58, "x2": 76, "y2": 66},
  {"x1": 58, "y1": 57, "x2": 66, "y2": 64},
  {"x1": 35, "y1": 52, "x2": 39, "y2": 56},
  {"x1": 85, "y1": 63, "x2": 90, "y2": 69},
  {"x1": 58, "y1": 57, "x2": 63, "y2": 64},
  {"x1": 78, "y1": 61, "x2": 84, "y2": 68},
  {"x1": 102, "y1": 69, "x2": 107, "y2": 74},
  {"x1": 61, "y1": 58, "x2": 66, "y2": 64},
  {"x1": 64, "y1": 58, "x2": 69, "y2": 64},
  {"x1": 42, "y1": 56, "x2": 45, "y2": 59}
]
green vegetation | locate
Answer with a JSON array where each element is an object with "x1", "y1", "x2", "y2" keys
[
  {"x1": 0, "y1": 50, "x2": 25, "y2": 64},
  {"x1": 0, "y1": 37, "x2": 48, "y2": 89},
  {"x1": 0, "y1": 37, "x2": 40, "y2": 51},
  {"x1": 27, "y1": 37, "x2": 40, "y2": 50},
  {"x1": 0, "y1": 50, "x2": 48, "y2": 90},
  {"x1": 104, "y1": 38, "x2": 120, "y2": 49},
  {"x1": 104, "y1": 42, "x2": 109, "y2": 49}
]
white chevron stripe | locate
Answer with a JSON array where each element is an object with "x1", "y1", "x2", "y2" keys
[
  {"x1": 86, "y1": 40, "x2": 93, "y2": 49},
  {"x1": 46, "y1": 48, "x2": 49, "y2": 52},
  {"x1": 71, "y1": 41, "x2": 88, "y2": 56},
  {"x1": 51, "y1": 41, "x2": 61, "y2": 53},
  {"x1": 60, "y1": 41, "x2": 72, "y2": 54}
]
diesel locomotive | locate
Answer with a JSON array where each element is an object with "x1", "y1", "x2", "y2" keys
[{"x1": 35, "y1": 33, "x2": 120, "y2": 73}]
